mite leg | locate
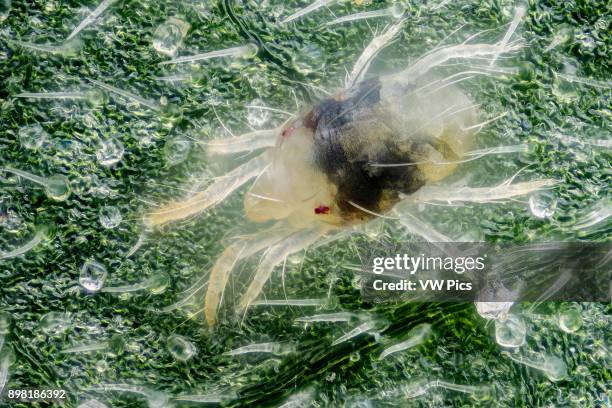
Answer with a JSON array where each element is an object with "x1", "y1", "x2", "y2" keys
[
  {"x1": 392, "y1": 209, "x2": 455, "y2": 242},
  {"x1": 204, "y1": 128, "x2": 280, "y2": 155},
  {"x1": 147, "y1": 152, "x2": 269, "y2": 226},
  {"x1": 489, "y1": 5, "x2": 527, "y2": 67},
  {"x1": 237, "y1": 227, "x2": 331, "y2": 316},
  {"x1": 204, "y1": 222, "x2": 296, "y2": 326},
  {"x1": 345, "y1": 19, "x2": 405, "y2": 89},
  {"x1": 392, "y1": 7, "x2": 526, "y2": 84},
  {"x1": 394, "y1": 41, "x2": 522, "y2": 85},
  {"x1": 407, "y1": 179, "x2": 557, "y2": 204}
]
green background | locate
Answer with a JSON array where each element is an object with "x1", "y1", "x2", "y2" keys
[{"x1": 0, "y1": 0, "x2": 610, "y2": 406}]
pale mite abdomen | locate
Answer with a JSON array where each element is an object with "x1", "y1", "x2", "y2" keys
[{"x1": 245, "y1": 75, "x2": 478, "y2": 227}]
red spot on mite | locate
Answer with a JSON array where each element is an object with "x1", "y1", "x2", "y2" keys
[
  {"x1": 314, "y1": 205, "x2": 330, "y2": 215},
  {"x1": 281, "y1": 126, "x2": 295, "y2": 138}
]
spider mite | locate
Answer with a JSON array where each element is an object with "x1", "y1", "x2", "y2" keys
[{"x1": 148, "y1": 7, "x2": 553, "y2": 326}]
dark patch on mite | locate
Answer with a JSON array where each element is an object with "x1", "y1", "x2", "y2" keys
[{"x1": 310, "y1": 78, "x2": 425, "y2": 220}]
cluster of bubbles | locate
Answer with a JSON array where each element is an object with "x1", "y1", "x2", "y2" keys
[{"x1": 474, "y1": 298, "x2": 584, "y2": 383}]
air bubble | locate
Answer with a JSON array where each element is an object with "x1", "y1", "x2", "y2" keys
[
  {"x1": 95, "y1": 360, "x2": 109, "y2": 373},
  {"x1": 152, "y1": 17, "x2": 190, "y2": 56},
  {"x1": 18, "y1": 124, "x2": 48, "y2": 150},
  {"x1": 99, "y1": 205, "x2": 122, "y2": 229},
  {"x1": 39, "y1": 311, "x2": 72, "y2": 335},
  {"x1": 529, "y1": 191, "x2": 557, "y2": 219},
  {"x1": 164, "y1": 139, "x2": 191, "y2": 165},
  {"x1": 495, "y1": 314, "x2": 526, "y2": 348},
  {"x1": 84, "y1": 88, "x2": 108, "y2": 106},
  {"x1": 558, "y1": 307, "x2": 582, "y2": 333},
  {"x1": 246, "y1": 99, "x2": 270, "y2": 128},
  {"x1": 167, "y1": 334, "x2": 197, "y2": 361},
  {"x1": 287, "y1": 254, "x2": 303, "y2": 265},
  {"x1": 147, "y1": 273, "x2": 170, "y2": 294},
  {"x1": 79, "y1": 260, "x2": 108, "y2": 292},
  {"x1": 390, "y1": 2, "x2": 406, "y2": 18},
  {"x1": 96, "y1": 138, "x2": 125, "y2": 166},
  {"x1": 45, "y1": 175, "x2": 71, "y2": 201}
]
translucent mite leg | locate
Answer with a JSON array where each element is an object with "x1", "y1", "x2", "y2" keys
[
  {"x1": 237, "y1": 227, "x2": 330, "y2": 315},
  {"x1": 489, "y1": 5, "x2": 526, "y2": 67},
  {"x1": 204, "y1": 223, "x2": 295, "y2": 326},
  {"x1": 408, "y1": 179, "x2": 557, "y2": 204},
  {"x1": 280, "y1": 0, "x2": 336, "y2": 25},
  {"x1": 394, "y1": 41, "x2": 522, "y2": 84},
  {"x1": 393, "y1": 12, "x2": 526, "y2": 84},
  {"x1": 204, "y1": 128, "x2": 279, "y2": 155},
  {"x1": 146, "y1": 152, "x2": 269, "y2": 226},
  {"x1": 392, "y1": 210, "x2": 454, "y2": 242},
  {"x1": 346, "y1": 19, "x2": 405, "y2": 88}
]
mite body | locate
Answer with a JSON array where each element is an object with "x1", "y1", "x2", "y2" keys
[
  {"x1": 246, "y1": 74, "x2": 476, "y2": 228},
  {"x1": 148, "y1": 11, "x2": 553, "y2": 326}
]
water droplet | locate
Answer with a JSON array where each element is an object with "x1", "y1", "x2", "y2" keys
[
  {"x1": 495, "y1": 314, "x2": 527, "y2": 348},
  {"x1": 0, "y1": 0, "x2": 10, "y2": 23},
  {"x1": 39, "y1": 311, "x2": 72, "y2": 335},
  {"x1": 152, "y1": 18, "x2": 190, "y2": 56},
  {"x1": 542, "y1": 356, "x2": 568, "y2": 381},
  {"x1": 0, "y1": 312, "x2": 11, "y2": 334},
  {"x1": 287, "y1": 254, "x2": 303, "y2": 265},
  {"x1": 167, "y1": 334, "x2": 197, "y2": 361},
  {"x1": 475, "y1": 301, "x2": 513, "y2": 321},
  {"x1": 79, "y1": 260, "x2": 108, "y2": 292},
  {"x1": 164, "y1": 139, "x2": 190, "y2": 165},
  {"x1": 575, "y1": 364, "x2": 589, "y2": 377},
  {"x1": 292, "y1": 43, "x2": 325, "y2": 75},
  {"x1": 529, "y1": 191, "x2": 557, "y2": 219},
  {"x1": 83, "y1": 88, "x2": 108, "y2": 106},
  {"x1": 45, "y1": 175, "x2": 71, "y2": 201},
  {"x1": 18, "y1": 123, "x2": 48, "y2": 150},
  {"x1": 148, "y1": 273, "x2": 170, "y2": 294},
  {"x1": 246, "y1": 98, "x2": 270, "y2": 128},
  {"x1": 96, "y1": 138, "x2": 125, "y2": 167},
  {"x1": 350, "y1": 351, "x2": 361, "y2": 362},
  {"x1": 147, "y1": 391, "x2": 170, "y2": 408},
  {"x1": 241, "y1": 43, "x2": 259, "y2": 58},
  {"x1": 390, "y1": 3, "x2": 406, "y2": 18},
  {"x1": 78, "y1": 399, "x2": 108, "y2": 408},
  {"x1": 558, "y1": 307, "x2": 582, "y2": 333},
  {"x1": 99, "y1": 205, "x2": 122, "y2": 229},
  {"x1": 94, "y1": 359, "x2": 108, "y2": 373}
]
